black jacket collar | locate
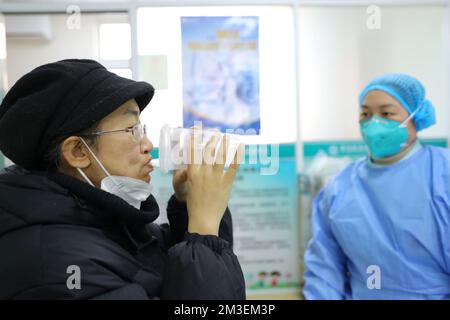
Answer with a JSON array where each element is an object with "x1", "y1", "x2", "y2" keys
[{"x1": 0, "y1": 165, "x2": 160, "y2": 246}]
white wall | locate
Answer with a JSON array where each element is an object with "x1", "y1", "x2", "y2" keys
[
  {"x1": 3, "y1": 5, "x2": 449, "y2": 145},
  {"x1": 299, "y1": 5, "x2": 449, "y2": 141},
  {"x1": 5, "y1": 12, "x2": 127, "y2": 88},
  {"x1": 137, "y1": 6, "x2": 298, "y2": 146}
]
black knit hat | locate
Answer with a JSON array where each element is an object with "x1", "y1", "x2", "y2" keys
[{"x1": 0, "y1": 59, "x2": 154, "y2": 170}]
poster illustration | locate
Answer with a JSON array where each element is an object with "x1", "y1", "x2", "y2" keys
[{"x1": 181, "y1": 16, "x2": 260, "y2": 132}]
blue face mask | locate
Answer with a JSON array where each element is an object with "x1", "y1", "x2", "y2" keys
[
  {"x1": 359, "y1": 104, "x2": 423, "y2": 159},
  {"x1": 360, "y1": 116, "x2": 409, "y2": 159}
]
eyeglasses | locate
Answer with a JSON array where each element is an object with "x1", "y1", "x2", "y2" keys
[{"x1": 81, "y1": 123, "x2": 147, "y2": 142}]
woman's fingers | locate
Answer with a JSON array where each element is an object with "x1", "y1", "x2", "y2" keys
[
  {"x1": 187, "y1": 125, "x2": 203, "y2": 171},
  {"x1": 187, "y1": 127, "x2": 243, "y2": 182},
  {"x1": 173, "y1": 168, "x2": 188, "y2": 182},
  {"x1": 203, "y1": 130, "x2": 221, "y2": 166},
  {"x1": 214, "y1": 134, "x2": 229, "y2": 171},
  {"x1": 225, "y1": 143, "x2": 244, "y2": 182}
]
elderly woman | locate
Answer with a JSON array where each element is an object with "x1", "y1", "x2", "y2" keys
[{"x1": 0, "y1": 59, "x2": 245, "y2": 300}]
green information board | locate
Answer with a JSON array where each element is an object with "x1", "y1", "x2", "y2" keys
[{"x1": 303, "y1": 138, "x2": 448, "y2": 168}]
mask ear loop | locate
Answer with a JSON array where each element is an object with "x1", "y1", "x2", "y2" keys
[
  {"x1": 78, "y1": 137, "x2": 118, "y2": 185},
  {"x1": 77, "y1": 168, "x2": 95, "y2": 187},
  {"x1": 399, "y1": 101, "x2": 425, "y2": 128}
]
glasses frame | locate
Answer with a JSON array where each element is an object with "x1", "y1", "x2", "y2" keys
[{"x1": 80, "y1": 123, "x2": 147, "y2": 142}]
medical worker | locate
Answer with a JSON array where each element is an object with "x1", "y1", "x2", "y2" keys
[{"x1": 303, "y1": 73, "x2": 450, "y2": 299}]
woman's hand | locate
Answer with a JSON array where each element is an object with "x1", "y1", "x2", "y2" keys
[
  {"x1": 172, "y1": 169, "x2": 188, "y2": 203},
  {"x1": 186, "y1": 128, "x2": 244, "y2": 236}
]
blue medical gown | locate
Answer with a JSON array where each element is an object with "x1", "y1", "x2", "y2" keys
[{"x1": 303, "y1": 145, "x2": 450, "y2": 299}]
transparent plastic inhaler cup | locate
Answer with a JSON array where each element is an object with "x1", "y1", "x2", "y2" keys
[{"x1": 158, "y1": 124, "x2": 243, "y2": 174}]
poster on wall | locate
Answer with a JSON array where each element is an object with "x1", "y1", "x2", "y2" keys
[
  {"x1": 181, "y1": 16, "x2": 260, "y2": 132},
  {"x1": 228, "y1": 146, "x2": 299, "y2": 295}
]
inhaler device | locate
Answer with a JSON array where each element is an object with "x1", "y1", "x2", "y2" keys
[{"x1": 157, "y1": 124, "x2": 242, "y2": 174}]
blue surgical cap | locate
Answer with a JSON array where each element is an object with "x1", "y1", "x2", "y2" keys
[{"x1": 359, "y1": 73, "x2": 436, "y2": 131}]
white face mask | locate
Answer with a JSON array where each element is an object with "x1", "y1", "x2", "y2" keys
[{"x1": 76, "y1": 137, "x2": 153, "y2": 210}]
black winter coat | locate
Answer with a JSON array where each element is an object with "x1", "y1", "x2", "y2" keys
[{"x1": 0, "y1": 165, "x2": 246, "y2": 300}]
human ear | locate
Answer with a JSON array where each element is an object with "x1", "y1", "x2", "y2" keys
[{"x1": 60, "y1": 136, "x2": 91, "y2": 169}]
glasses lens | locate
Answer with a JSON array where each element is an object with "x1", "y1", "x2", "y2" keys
[
  {"x1": 131, "y1": 124, "x2": 140, "y2": 141},
  {"x1": 132, "y1": 123, "x2": 148, "y2": 141}
]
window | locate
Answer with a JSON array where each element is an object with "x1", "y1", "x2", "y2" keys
[
  {"x1": 98, "y1": 22, "x2": 132, "y2": 81},
  {"x1": 99, "y1": 23, "x2": 131, "y2": 60}
]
